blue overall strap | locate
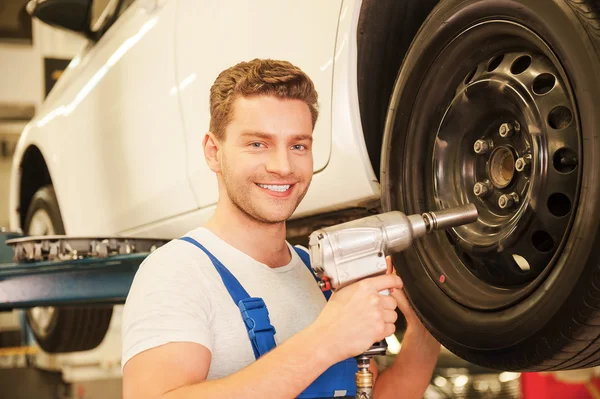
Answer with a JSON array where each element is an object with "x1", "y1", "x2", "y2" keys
[
  {"x1": 178, "y1": 236, "x2": 276, "y2": 360},
  {"x1": 293, "y1": 246, "x2": 332, "y2": 301}
]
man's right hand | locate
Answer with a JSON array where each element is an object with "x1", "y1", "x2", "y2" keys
[{"x1": 311, "y1": 273, "x2": 404, "y2": 363}]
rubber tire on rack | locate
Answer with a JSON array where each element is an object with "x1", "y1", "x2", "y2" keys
[
  {"x1": 24, "y1": 185, "x2": 113, "y2": 353},
  {"x1": 381, "y1": 0, "x2": 600, "y2": 371}
]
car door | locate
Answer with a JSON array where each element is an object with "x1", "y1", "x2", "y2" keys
[{"x1": 174, "y1": 0, "x2": 341, "y2": 209}]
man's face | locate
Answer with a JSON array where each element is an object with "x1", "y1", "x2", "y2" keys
[{"x1": 217, "y1": 95, "x2": 314, "y2": 224}]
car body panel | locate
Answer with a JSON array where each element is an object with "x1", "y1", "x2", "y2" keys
[
  {"x1": 174, "y1": 0, "x2": 341, "y2": 207},
  {"x1": 10, "y1": 0, "x2": 198, "y2": 235}
]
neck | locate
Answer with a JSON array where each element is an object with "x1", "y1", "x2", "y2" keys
[{"x1": 203, "y1": 197, "x2": 291, "y2": 268}]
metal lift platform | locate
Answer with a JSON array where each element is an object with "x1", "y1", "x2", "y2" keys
[{"x1": 0, "y1": 231, "x2": 169, "y2": 310}]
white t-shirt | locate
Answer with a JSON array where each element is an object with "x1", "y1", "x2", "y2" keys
[{"x1": 121, "y1": 227, "x2": 328, "y2": 380}]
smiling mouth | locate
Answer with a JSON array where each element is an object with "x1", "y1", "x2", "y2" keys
[{"x1": 256, "y1": 183, "x2": 292, "y2": 193}]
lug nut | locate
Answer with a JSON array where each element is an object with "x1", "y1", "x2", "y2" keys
[
  {"x1": 499, "y1": 122, "x2": 520, "y2": 138},
  {"x1": 473, "y1": 181, "x2": 492, "y2": 197},
  {"x1": 515, "y1": 154, "x2": 532, "y2": 172},
  {"x1": 473, "y1": 139, "x2": 491, "y2": 155},
  {"x1": 498, "y1": 192, "x2": 520, "y2": 209}
]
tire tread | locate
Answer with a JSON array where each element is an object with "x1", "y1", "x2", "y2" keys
[{"x1": 566, "y1": 0, "x2": 600, "y2": 52}]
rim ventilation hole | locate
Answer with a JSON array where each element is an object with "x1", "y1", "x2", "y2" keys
[
  {"x1": 532, "y1": 230, "x2": 554, "y2": 253},
  {"x1": 553, "y1": 147, "x2": 578, "y2": 173},
  {"x1": 510, "y1": 56, "x2": 532, "y2": 75},
  {"x1": 465, "y1": 67, "x2": 477, "y2": 84},
  {"x1": 512, "y1": 254, "x2": 530, "y2": 272},
  {"x1": 533, "y1": 73, "x2": 556, "y2": 95},
  {"x1": 548, "y1": 106, "x2": 573, "y2": 130},
  {"x1": 548, "y1": 193, "x2": 572, "y2": 217},
  {"x1": 487, "y1": 54, "x2": 504, "y2": 72}
]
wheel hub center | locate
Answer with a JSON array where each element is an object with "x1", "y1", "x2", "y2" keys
[{"x1": 489, "y1": 146, "x2": 516, "y2": 189}]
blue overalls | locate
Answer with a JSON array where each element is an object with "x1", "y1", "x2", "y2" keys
[{"x1": 179, "y1": 236, "x2": 358, "y2": 398}]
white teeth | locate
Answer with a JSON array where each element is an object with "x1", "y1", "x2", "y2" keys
[{"x1": 257, "y1": 184, "x2": 291, "y2": 192}]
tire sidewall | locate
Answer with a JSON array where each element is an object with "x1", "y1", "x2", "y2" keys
[{"x1": 381, "y1": 0, "x2": 600, "y2": 354}]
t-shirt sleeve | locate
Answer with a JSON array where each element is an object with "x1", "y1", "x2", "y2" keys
[{"x1": 121, "y1": 242, "x2": 213, "y2": 370}]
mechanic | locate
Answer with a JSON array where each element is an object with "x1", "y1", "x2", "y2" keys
[{"x1": 121, "y1": 58, "x2": 441, "y2": 399}]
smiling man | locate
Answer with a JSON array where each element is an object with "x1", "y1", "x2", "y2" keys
[{"x1": 121, "y1": 59, "x2": 440, "y2": 399}]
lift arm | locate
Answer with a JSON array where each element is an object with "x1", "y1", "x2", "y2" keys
[{"x1": 0, "y1": 232, "x2": 168, "y2": 310}]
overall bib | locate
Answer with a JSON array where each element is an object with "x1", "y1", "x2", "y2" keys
[{"x1": 179, "y1": 236, "x2": 358, "y2": 398}]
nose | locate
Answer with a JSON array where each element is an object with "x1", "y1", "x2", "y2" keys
[{"x1": 265, "y1": 147, "x2": 293, "y2": 176}]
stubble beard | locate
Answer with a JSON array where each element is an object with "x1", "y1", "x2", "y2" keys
[{"x1": 221, "y1": 168, "x2": 310, "y2": 225}]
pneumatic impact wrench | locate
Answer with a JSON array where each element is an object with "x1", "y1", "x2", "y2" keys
[{"x1": 307, "y1": 203, "x2": 479, "y2": 399}]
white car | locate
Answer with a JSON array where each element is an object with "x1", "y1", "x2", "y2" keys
[{"x1": 11, "y1": 0, "x2": 600, "y2": 373}]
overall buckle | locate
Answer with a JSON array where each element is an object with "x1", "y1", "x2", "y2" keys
[{"x1": 238, "y1": 297, "x2": 276, "y2": 340}]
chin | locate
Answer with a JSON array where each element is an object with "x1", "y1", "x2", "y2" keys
[
  {"x1": 251, "y1": 203, "x2": 296, "y2": 221},
  {"x1": 255, "y1": 211, "x2": 294, "y2": 224},
  {"x1": 261, "y1": 215, "x2": 291, "y2": 224}
]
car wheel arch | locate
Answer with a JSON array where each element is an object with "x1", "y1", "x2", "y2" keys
[
  {"x1": 18, "y1": 145, "x2": 54, "y2": 231},
  {"x1": 356, "y1": 0, "x2": 440, "y2": 179}
]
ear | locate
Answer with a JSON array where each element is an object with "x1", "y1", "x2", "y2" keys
[{"x1": 203, "y1": 132, "x2": 222, "y2": 173}]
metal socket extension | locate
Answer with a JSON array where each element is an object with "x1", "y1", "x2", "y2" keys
[{"x1": 421, "y1": 203, "x2": 479, "y2": 233}]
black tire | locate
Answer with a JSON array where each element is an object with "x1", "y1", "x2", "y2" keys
[
  {"x1": 24, "y1": 185, "x2": 113, "y2": 353},
  {"x1": 381, "y1": 0, "x2": 600, "y2": 371}
]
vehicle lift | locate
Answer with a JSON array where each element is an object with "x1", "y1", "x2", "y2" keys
[{"x1": 0, "y1": 230, "x2": 168, "y2": 313}]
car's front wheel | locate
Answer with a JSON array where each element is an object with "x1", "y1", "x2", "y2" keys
[
  {"x1": 381, "y1": 0, "x2": 600, "y2": 371},
  {"x1": 24, "y1": 185, "x2": 113, "y2": 353}
]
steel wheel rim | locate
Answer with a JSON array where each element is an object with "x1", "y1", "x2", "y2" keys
[
  {"x1": 403, "y1": 20, "x2": 581, "y2": 311},
  {"x1": 28, "y1": 307, "x2": 56, "y2": 337},
  {"x1": 28, "y1": 209, "x2": 56, "y2": 236}
]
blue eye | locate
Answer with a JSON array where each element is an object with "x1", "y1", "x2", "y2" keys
[
  {"x1": 251, "y1": 142, "x2": 264, "y2": 148},
  {"x1": 293, "y1": 144, "x2": 306, "y2": 150}
]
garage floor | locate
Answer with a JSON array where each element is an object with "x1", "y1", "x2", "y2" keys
[
  {"x1": 0, "y1": 368, "x2": 67, "y2": 399},
  {"x1": 0, "y1": 367, "x2": 122, "y2": 399}
]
